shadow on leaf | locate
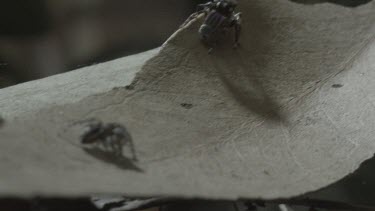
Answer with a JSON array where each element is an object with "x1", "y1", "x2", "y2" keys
[{"x1": 83, "y1": 147, "x2": 143, "y2": 173}]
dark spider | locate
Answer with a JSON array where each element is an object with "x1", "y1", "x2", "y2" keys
[
  {"x1": 183, "y1": 0, "x2": 242, "y2": 53},
  {"x1": 80, "y1": 120, "x2": 136, "y2": 160}
]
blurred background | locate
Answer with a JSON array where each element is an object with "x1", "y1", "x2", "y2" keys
[
  {"x1": 0, "y1": 0, "x2": 207, "y2": 87},
  {"x1": 1, "y1": 0, "x2": 375, "y2": 210},
  {"x1": 0, "y1": 0, "x2": 371, "y2": 87}
]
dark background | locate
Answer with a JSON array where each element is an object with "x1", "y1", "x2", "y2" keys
[
  {"x1": 0, "y1": 0, "x2": 371, "y2": 86},
  {"x1": 0, "y1": 0, "x2": 207, "y2": 86},
  {"x1": 0, "y1": 0, "x2": 374, "y2": 210}
]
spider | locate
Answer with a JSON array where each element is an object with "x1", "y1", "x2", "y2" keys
[
  {"x1": 183, "y1": 0, "x2": 242, "y2": 53},
  {"x1": 81, "y1": 120, "x2": 136, "y2": 160}
]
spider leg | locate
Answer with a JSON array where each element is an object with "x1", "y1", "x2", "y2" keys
[
  {"x1": 233, "y1": 24, "x2": 241, "y2": 48},
  {"x1": 103, "y1": 136, "x2": 113, "y2": 152},
  {"x1": 110, "y1": 134, "x2": 124, "y2": 157},
  {"x1": 128, "y1": 137, "x2": 137, "y2": 161},
  {"x1": 115, "y1": 136, "x2": 124, "y2": 157},
  {"x1": 180, "y1": 11, "x2": 205, "y2": 28},
  {"x1": 208, "y1": 39, "x2": 218, "y2": 54},
  {"x1": 121, "y1": 130, "x2": 137, "y2": 161},
  {"x1": 180, "y1": 2, "x2": 215, "y2": 28},
  {"x1": 233, "y1": 12, "x2": 242, "y2": 48}
]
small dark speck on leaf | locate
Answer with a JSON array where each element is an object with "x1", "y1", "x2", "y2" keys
[
  {"x1": 112, "y1": 87, "x2": 122, "y2": 91},
  {"x1": 332, "y1": 84, "x2": 343, "y2": 88},
  {"x1": 125, "y1": 85, "x2": 135, "y2": 90},
  {"x1": 263, "y1": 170, "x2": 270, "y2": 175},
  {"x1": 181, "y1": 103, "x2": 193, "y2": 109}
]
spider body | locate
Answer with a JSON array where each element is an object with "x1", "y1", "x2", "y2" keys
[
  {"x1": 81, "y1": 120, "x2": 136, "y2": 160},
  {"x1": 183, "y1": 0, "x2": 242, "y2": 52},
  {"x1": 199, "y1": 10, "x2": 227, "y2": 46}
]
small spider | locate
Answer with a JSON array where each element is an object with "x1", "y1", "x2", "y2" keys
[
  {"x1": 183, "y1": 0, "x2": 242, "y2": 53},
  {"x1": 81, "y1": 120, "x2": 136, "y2": 160}
]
